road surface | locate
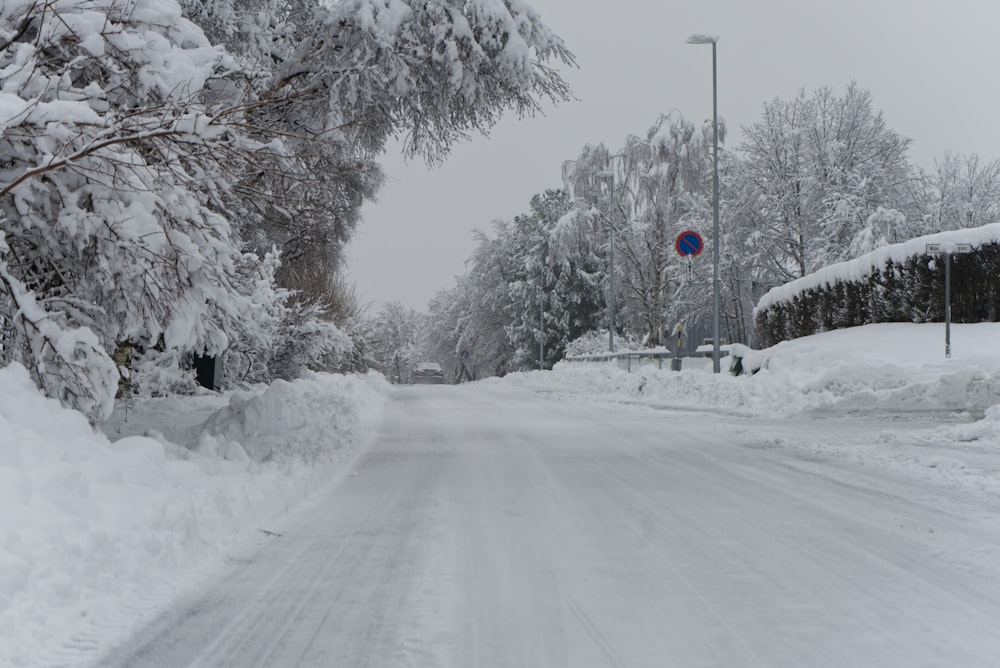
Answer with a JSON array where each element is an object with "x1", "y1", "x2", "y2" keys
[{"x1": 99, "y1": 383, "x2": 1000, "y2": 667}]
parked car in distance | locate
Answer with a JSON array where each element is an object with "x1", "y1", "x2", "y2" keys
[{"x1": 412, "y1": 362, "x2": 446, "y2": 384}]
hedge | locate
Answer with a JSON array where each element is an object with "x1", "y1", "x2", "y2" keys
[{"x1": 755, "y1": 243, "x2": 1000, "y2": 348}]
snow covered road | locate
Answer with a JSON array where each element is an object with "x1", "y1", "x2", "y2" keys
[{"x1": 99, "y1": 382, "x2": 1000, "y2": 667}]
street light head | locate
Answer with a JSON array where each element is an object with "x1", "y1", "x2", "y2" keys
[{"x1": 686, "y1": 34, "x2": 719, "y2": 44}]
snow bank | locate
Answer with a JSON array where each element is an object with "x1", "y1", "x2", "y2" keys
[
  {"x1": 0, "y1": 365, "x2": 388, "y2": 668},
  {"x1": 195, "y1": 371, "x2": 385, "y2": 464},
  {"x1": 502, "y1": 322, "x2": 1000, "y2": 418},
  {"x1": 497, "y1": 322, "x2": 1000, "y2": 503}
]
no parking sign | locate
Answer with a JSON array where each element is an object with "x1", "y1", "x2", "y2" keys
[{"x1": 675, "y1": 230, "x2": 704, "y2": 257}]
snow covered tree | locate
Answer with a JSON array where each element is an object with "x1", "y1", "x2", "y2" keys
[
  {"x1": 419, "y1": 188, "x2": 603, "y2": 378},
  {"x1": 421, "y1": 282, "x2": 467, "y2": 380},
  {"x1": 559, "y1": 113, "x2": 719, "y2": 347},
  {"x1": 911, "y1": 152, "x2": 1000, "y2": 235},
  {"x1": 557, "y1": 143, "x2": 620, "y2": 346},
  {"x1": 182, "y1": 0, "x2": 574, "y2": 162},
  {"x1": 847, "y1": 206, "x2": 908, "y2": 256},
  {"x1": 367, "y1": 301, "x2": 423, "y2": 383},
  {"x1": 461, "y1": 225, "x2": 520, "y2": 375},
  {"x1": 422, "y1": 264, "x2": 512, "y2": 381},
  {"x1": 0, "y1": 0, "x2": 575, "y2": 419},
  {"x1": 503, "y1": 190, "x2": 603, "y2": 368},
  {"x1": 737, "y1": 83, "x2": 912, "y2": 280},
  {"x1": 182, "y1": 0, "x2": 577, "y2": 379},
  {"x1": 618, "y1": 113, "x2": 719, "y2": 346},
  {"x1": 180, "y1": 0, "x2": 575, "y2": 295},
  {"x1": 0, "y1": 0, "x2": 287, "y2": 421}
]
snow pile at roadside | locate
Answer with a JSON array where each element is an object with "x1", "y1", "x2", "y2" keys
[
  {"x1": 196, "y1": 372, "x2": 385, "y2": 464},
  {"x1": 954, "y1": 404, "x2": 1000, "y2": 441},
  {"x1": 0, "y1": 365, "x2": 388, "y2": 668},
  {"x1": 502, "y1": 322, "x2": 1000, "y2": 418}
]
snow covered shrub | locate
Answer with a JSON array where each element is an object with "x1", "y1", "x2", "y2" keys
[
  {"x1": 564, "y1": 330, "x2": 612, "y2": 356},
  {"x1": 130, "y1": 349, "x2": 200, "y2": 398},
  {"x1": 564, "y1": 330, "x2": 644, "y2": 356},
  {"x1": 264, "y1": 304, "x2": 355, "y2": 381}
]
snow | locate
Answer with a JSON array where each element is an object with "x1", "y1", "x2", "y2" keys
[
  {"x1": 756, "y1": 223, "x2": 1000, "y2": 312},
  {"x1": 97, "y1": 363, "x2": 1000, "y2": 666},
  {"x1": 26, "y1": 100, "x2": 102, "y2": 126},
  {"x1": 0, "y1": 366, "x2": 388, "y2": 668},
  {"x1": 0, "y1": 93, "x2": 30, "y2": 131},
  {"x1": 507, "y1": 322, "x2": 1000, "y2": 418},
  {"x1": 686, "y1": 33, "x2": 719, "y2": 44},
  {"x1": 7, "y1": 321, "x2": 1000, "y2": 664},
  {"x1": 501, "y1": 321, "x2": 1000, "y2": 498}
]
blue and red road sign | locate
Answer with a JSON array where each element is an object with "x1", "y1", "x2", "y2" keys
[{"x1": 675, "y1": 230, "x2": 704, "y2": 257}]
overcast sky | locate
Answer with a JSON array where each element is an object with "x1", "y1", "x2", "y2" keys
[{"x1": 346, "y1": 0, "x2": 1000, "y2": 312}]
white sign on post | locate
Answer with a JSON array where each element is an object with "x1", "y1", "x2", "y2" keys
[
  {"x1": 925, "y1": 243, "x2": 974, "y2": 359},
  {"x1": 925, "y1": 243, "x2": 973, "y2": 255}
]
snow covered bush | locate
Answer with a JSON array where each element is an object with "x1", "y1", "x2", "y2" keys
[
  {"x1": 563, "y1": 329, "x2": 644, "y2": 356},
  {"x1": 563, "y1": 330, "x2": 615, "y2": 356},
  {"x1": 262, "y1": 304, "x2": 356, "y2": 381}
]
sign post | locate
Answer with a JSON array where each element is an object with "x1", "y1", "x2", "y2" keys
[
  {"x1": 671, "y1": 322, "x2": 683, "y2": 371},
  {"x1": 926, "y1": 243, "x2": 973, "y2": 358},
  {"x1": 672, "y1": 232, "x2": 705, "y2": 369}
]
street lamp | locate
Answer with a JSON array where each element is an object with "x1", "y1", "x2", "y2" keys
[
  {"x1": 594, "y1": 169, "x2": 616, "y2": 353},
  {"x1": 539, "y1": 284, "x2": 544, "y2": 369},
  {"x1": 530, "y1": 235, "x2": 546, "y2": 370},
  {"x1": 687, "y1": 33, "x2": 722, "y2": 373}
]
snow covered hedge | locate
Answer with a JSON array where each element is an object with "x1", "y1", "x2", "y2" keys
[{"x1": 754, "y1": 225, "x2": 1000, "y2": 347}]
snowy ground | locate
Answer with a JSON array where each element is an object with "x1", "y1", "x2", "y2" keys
[
  {"x1": 4, "y1": 322, "x2": 1000, "y2": 666},
  {"x1": 99, "y1": 362, "x2": 1000, "y2": 667},
  {"x1": 0, "y1": 368, "x2": 389, "y2": 668},
  {"x1": 500, "y1": 322, "x2": 1000, "y2": 501}
]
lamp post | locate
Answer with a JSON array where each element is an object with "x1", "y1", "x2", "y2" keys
[
  {"x1": 687, "y1": 33, "x2": 721, "y2": 373},
  {"x1": 595, "y1": 170, "x2": 616, "y2": 353},
  {"x1": 539, "y1": 285, "x2": 544, "y2": 368},
  {"x1": 529, "y1": 234, "x2": 546, "y2": 369}
]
